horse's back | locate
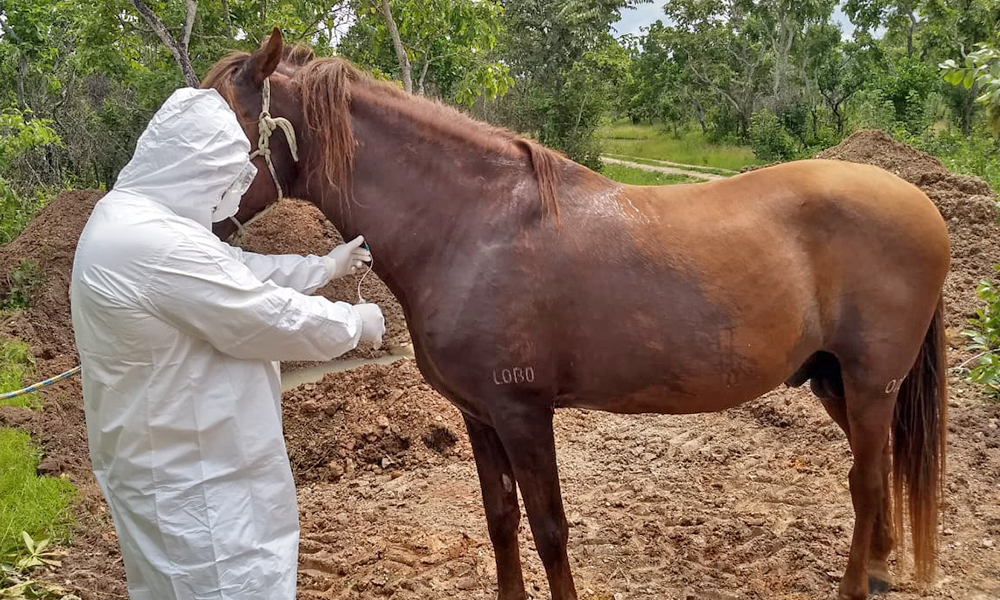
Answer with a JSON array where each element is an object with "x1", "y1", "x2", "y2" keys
[{"x1": 532, "y1": 158, "x2": 951, "y2": 413}]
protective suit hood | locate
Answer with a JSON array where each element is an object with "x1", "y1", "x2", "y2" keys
[{"x1": 113, "y1": 88, "x2": 254, "y2": 229}]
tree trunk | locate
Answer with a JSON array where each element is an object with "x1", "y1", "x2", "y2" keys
[
  {"x1": 221, "y1": 0, "x2": 232, "y2": 35},
  {"x1": 417, "y1": 55, "x2": 431, "y2": 96},
  {"x1": 907, "y1": 12, "x2": 917, "y2": 58},
  {"x1": 833, "y1": 103, "x2": 844, "y2": 135},
  {"x1": 379, "y1": 0, "x2": 412, "y2": 94},
  {"x1": 687, "y1": 89, "x2": 707, "y2": 134},
  {"x1": 15, "y1": 56, "x2": 27, "y2": 111},
  {"x1": 961, "y1": 85, "x2": 976, "y2": 137},
  {"x1": 130, "y1": 0, "x2": 200, "y2": 87}
]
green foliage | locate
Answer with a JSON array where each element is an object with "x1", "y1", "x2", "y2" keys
[
  {"x1": 2, "y1": 261, "x2": 43, "y2": 312},
  {"x1": 749, "y1": 109, "x2": 798, "y2": 161},
  {"x1": 338, "y1": 0, "x2": 513, "y2": 105},
  {"x1": 0, "y1": 428, "x2": 75, "y2": 555},
  {"x1": 601, "y1": 163, "x2": 703, "y2": 185},
  {"x1": 0, "y1": 111, "x2": 60, "y2": 244},
  {"x1": 0, "y1": 112, "x2": 60, "y2": 166},
  {"x1": 905, "y1": 128, "x2": 1000, "y2": 191},
  {"x1": 487, "y1": 0, "x2": 644, "y2": 169},
  {"x1": 874, "y1": 57, "x2": 938, "y2": 133},
  {"x1": 0, "y1": 338, "x2": 39, "y2": 409},
  {"x1": 3, "y1": 532, "x2": 63, "y2": 573},
  {"x1": 941, "y1": 43, "x2": 1000, "y2": 133},
  {"x1": 962, "y1": 270, "x2": 1000, "y2": 400},
  {"x1": 847, "y1": 87, "x2": 899, "y2": 131},
  {"x1": 1, "y1": 561, "x2": 73, "y2": 600}
]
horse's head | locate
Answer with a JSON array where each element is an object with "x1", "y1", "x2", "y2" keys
[{"x1": 202, "y1": 28, "x2": 312, "y2": 241}]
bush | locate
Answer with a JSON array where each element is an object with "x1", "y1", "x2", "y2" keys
[
  {"x1": 909, "y1": 129, "x2": 1000, "y2": 192},
  {"x1": 2, "y1": 261, "x2": 43, "y2": 312},
  {"x1": 749, "y1": 109, "x2": 798, "y2": 161},
  {"x1": 848, "y1": 88, "x2": 897, "y2": 132},
  {"x1": 963, "y1": 269, "x2": 1000, "y2": 400},
  {"x1": 0, "y1": 338, "x2": 39, "y2": 409}
]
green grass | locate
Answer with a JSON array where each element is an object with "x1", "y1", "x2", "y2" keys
[
  {"x1": 0, "y1": 339, "x2": 38, "y2": 409},
  {"x1": 605, "y1": 155, "x2": 737, "y2": 177},
  {"x1": 598, "y1": 123, "x2": 759, "y2": 171},
  {"x1": 601, "y1": 163, "x2": 703, "y2": 186},
  {"x1": 0, "y1": 428, "x2": 75, "y2": 555}
]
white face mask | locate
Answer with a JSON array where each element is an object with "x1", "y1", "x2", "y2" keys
[{"x1": 212, "y1": 160, "x2": 259, "y2": 223}]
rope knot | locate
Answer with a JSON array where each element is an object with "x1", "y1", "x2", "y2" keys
[{"x1": 229, "y1": 77, "x2": 301, "y2": 246}]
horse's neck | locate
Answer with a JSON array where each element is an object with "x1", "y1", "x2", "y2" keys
[{"x1": 300, "y1": 93, "x2": 537, "y2": 300}]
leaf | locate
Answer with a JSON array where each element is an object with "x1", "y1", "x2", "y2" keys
[
  {"x1": 19, "y1": 533, "x2": 33, "y2": 555},
  {"x1": 963, "y1": 69, "x2": 977, "y2": 89}
]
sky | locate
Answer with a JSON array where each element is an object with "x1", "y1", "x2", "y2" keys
[{"x1": 612, "y1": 2, "x2": 858, "y2": 39}]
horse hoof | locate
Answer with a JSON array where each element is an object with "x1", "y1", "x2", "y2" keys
[{"x1": 867, "y1": 575, "x2": 891, "y2": 595}]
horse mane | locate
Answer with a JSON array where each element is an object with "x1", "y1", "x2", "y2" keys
[
  {"x1": 297, "y1": 57, "x2": 562, "y2": 221},
  {"x1": 203, "y1": 52, "x2": 562, "y2": 221},
  {"x1": 200, "y1": 51, "x2": 246, "y2": 109}
]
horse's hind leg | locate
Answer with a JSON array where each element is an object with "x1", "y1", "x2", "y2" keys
[
  {"x1": 492, "y1": 405, "x2": 578, "y2": 600},
  {"x1": 837, "y1": 381, "x2": 897, "y2": 600},
  {"x1": 818, "y1": 395, "x2": 894, "y2": 593},
  {"x1": 463, "y1": 414, "x2": 527, "y2": 600}
]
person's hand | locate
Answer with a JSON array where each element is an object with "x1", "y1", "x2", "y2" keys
[
  {"x1": 323, "y1": 235, "x2": 372, "y2": 281},
  {"x1": 353, "y1": 303, "x2": 385, "y2": 349}
]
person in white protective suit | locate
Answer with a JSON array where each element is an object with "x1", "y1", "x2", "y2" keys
[{"x1": 69, "y1": 87, "x2": 385, "y2": 600}]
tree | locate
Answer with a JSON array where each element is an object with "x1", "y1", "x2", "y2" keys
[
  {"x1": 339, "y1": 0, "x2": 512, "y2": 104},
  {"x1": 496, "y1": 0, "x2": 645, "y2": 167},
  {"x1": 942, "y1": 43, "x2": 1000, "y2": 134},
  {"x1": 130, "y1": 0, "x2": 200, "y2": 87},
  {"x1": 844, "y1": 0, "x2": 923, "y2": 57},
  {"x1": 803, "y1": 26, "x2": 878, "y2": 134},
  {"x1": 755, "y1": 0, "x2": 836, "y2": 106},
  {"x1": 663, "y1": 0, "x2": 771, "y2": 140},
  {"x1": 377, "y1": 0, "x2": 412, "y2": 92}
]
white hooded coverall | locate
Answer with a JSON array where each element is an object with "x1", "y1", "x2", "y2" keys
[{"x1": 70, "y1": 88, "x2": 364, "y2": 599}]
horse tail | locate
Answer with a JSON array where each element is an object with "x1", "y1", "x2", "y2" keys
[{"x1": 892, "y1": 296, "x2": 947, "y2": 585}]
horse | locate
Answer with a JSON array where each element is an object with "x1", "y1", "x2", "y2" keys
[{"x1": 202, "y1": 29, "x2": 950, "y2": 600}]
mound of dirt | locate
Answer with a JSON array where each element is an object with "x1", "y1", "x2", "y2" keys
[
  {"x1": 282, "y1": 360, "x2": 469, "y2": 484},
  {"x1": 816, "y1": 130, "x2": 1000, "y2": 338},
  {"x1": 0, "y1": 190, "x2": 103, "y2": 375}
]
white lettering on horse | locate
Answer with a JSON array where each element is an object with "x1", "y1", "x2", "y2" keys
[
  {"x1": 885, "y1": 377, "x2": 906, "y2": 394},
  {"x1": 493, "y1": 366, "x2": 535, "y2": 386}
]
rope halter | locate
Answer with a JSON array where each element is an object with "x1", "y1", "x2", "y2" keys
[{"x1": 229, "y1": 77, "x2": 300, "y2": 245}]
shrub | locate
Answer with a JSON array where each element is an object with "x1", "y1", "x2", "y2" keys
[
  {"x1": 2, "y1": 261, "x2": 43, "y2": 312},
  {"x1": 749, "y1": 109, "x2": 797, "y2": 161},
  {"x1": 963, "y1": 269, "x2": 1000, "y2": 400}
]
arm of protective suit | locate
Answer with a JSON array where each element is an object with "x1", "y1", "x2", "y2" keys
[
  {"x1": 227, "y1": 246, "x2": 330, "y2": 295},
  {"x1": 144, "y1": 234, "x2": 363, "y2": 362}
]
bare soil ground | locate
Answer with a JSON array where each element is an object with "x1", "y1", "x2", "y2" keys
[{"x1": 0, "y1": 130, "x2": 998, "y2": 599}]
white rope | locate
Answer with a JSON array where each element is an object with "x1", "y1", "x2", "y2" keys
[
  {"x1": 229, "y1": 77, "x2": 300, "y2": 246},
  {"x1": 356, "y1": 241, "x2": 373, "y2": 303}
]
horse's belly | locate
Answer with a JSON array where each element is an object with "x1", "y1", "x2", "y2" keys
[{"x1": 559, "y1": 376, "x2": 781, "y2": 415}]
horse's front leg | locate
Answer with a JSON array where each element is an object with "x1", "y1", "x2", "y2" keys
[
  {"x1": 492, "y1": 403, "x2": 578, "y2": 600},
  {"x1": 463, "y1": 414, "x2": 527, "y2": 600}
]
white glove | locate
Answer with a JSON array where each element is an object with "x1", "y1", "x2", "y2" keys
[
  {"x1": 323, "y1": 235, "x2": 372, "y2": 281},
  {"x1": 353, "y1": 303, "x2": 385, "y2": 349}
]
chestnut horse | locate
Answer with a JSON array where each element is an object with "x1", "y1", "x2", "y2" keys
[{"x1": 203, "y1": 30, "x2": 950, "y2": 600}]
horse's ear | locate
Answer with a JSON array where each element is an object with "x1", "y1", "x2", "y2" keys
[{"x1": 240, "y1": 27, "x2": 283, "y2": 86}]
